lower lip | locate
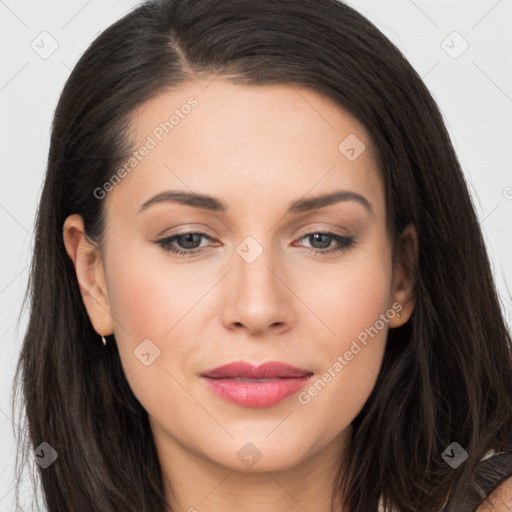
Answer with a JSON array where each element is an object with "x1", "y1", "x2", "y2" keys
[{"x1": 201, "y1": 376, "x2": 312, "y2": 408}]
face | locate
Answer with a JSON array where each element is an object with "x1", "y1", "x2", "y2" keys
[{"x1": 64, "y1": 78, "x2": 415, "y2": 477}]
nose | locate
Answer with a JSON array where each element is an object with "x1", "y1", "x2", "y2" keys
[{"x1": 220, "y1": 242, "x2": 295, "y2": 337}]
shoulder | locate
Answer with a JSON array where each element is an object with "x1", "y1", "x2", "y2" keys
[{"x1": 476, "y1": 475, "x2": 512, "y2": 511}]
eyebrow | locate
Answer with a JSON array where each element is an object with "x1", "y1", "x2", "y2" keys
[{"x1": 137, "y1": 189, "x2": 373, "y2": 215}]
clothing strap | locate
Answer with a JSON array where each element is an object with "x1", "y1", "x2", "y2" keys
[
  {"x1": 441, "y1": 450, "x2": 512, "y2": 512},
  {"x1": 375, "y1": 450, "x2": 512, "y2": 512}
]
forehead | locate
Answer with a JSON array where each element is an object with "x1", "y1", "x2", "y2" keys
[{"x1": 105, "y1": 78, "x2": 384, "y2": 221}]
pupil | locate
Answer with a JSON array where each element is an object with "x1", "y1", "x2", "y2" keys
[
  {"x1": 310, "y1": 233, "x2": 331, "y2": 249},
  {"x1": 179, "y1": 233, "x2": 201, "y2": 249}
]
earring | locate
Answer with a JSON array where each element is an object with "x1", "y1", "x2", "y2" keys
[{"x1": 101, "y1": 335, "x2": 107, "y2": 346}]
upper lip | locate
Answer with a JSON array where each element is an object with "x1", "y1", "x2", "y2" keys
[{"x1": 200, "y1": 361, "x2": 313, "y2": 379}]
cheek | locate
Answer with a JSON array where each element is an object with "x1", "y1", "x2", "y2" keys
[
  {"x1": 297, "y1": 312, "x2": 389, "y2": 442},
  {"x1": 105, "y1": 241, "x2": 201, "y2": 341},
  {"x1": 296, "y1": 243, "x2": 392, "y2": 424},
  {"x1": 104, "y1": 252, "x2": 200, "y2": 417},
  {"x1": 103, "y1": 242, "x2": 208, "y2": 396},
  {"x1": 301, "y1": 245, "x2": 392, "y2": 345}
]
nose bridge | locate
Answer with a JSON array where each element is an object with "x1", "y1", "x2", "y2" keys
[
  {"x1": 234, "y1": 233, "x2": 281, "y2": 300},
  {"x1": 221, "y1": 232, "x2": 293, "y2": 334}
]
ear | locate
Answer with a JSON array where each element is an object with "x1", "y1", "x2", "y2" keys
[
  {"x1": 388, "y1": 223, "x2": 417, "y2": 328},
  {"x1": 62, "y1": 214, "x2": 114, "y2": 336}
]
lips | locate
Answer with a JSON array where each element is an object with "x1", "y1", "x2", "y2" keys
[
  {"x1": 200, "y1": 361, "x2": 314, "y2": 408},
  {"x1": 200, "y1": 361, "x2": 312, "y2": 379}
]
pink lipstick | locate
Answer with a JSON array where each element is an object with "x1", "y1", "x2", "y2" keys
[{"x1": 200, "y1": 361, "x2": 313, "y2": 408}]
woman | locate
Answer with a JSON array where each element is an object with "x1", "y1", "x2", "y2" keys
[{"x1": 12, "y1": 0, "x2": 512, "y2": 510}]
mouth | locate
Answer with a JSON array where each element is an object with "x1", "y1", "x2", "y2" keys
[
  {"x1": 200, "y1": 361, "x2": 314, "y2": 408},
  {"x1": 200, "y1": 360, "x2": 312, "y2": 379}
]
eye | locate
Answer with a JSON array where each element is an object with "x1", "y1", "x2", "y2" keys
[
  {"x1": 295, "y1": 231, "x2": 356, "y2": 255},
  {"x1": 156, "y1": 230, "x2": 356, "y2": 257},
  {"x1": 156, "y1": 232, "x2": 213, "y2": 257}
]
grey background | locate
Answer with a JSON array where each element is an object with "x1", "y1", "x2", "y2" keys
[{"x1": 1, "y1": 0, "x2": 511, "y2": 509}]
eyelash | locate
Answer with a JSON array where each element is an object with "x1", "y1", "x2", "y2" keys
[{"x1": 156, "y1": 230, "x2": 356, "y2": 257}]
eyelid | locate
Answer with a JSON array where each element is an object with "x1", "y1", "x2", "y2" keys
[
  {"x1": 156, "y1": 224, "x2": 350, "y2": 243},
  {"x1": 154, "y1": 224, "x2": 218, "y2": 240},
  {"x1": 294, "y1": 222, "x2": 351, "y2": 238}
]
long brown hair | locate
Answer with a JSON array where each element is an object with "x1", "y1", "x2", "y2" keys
[{"x1": 12, "y1": 0, "x2": 512, "y2": 510}]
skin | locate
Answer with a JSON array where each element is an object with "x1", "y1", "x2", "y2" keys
[
  {"x1": 63, "y1": 78, "x2": 417, "y2": 512},
  {"x1": 477, "y1": 478, "x2": 512, "y2": 512}
]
